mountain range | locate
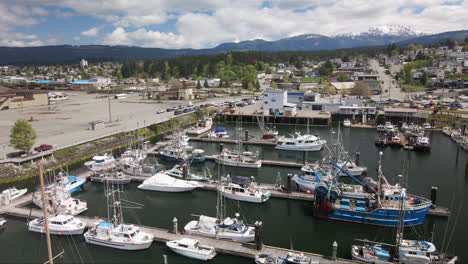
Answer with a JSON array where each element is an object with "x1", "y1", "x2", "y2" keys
[{"x1": 0, "y1": 27, "x2": 466, "y2": 65}]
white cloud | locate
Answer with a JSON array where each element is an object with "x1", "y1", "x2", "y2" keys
[
  {"x1": 81, "y1": 27, "x2": 100, "y2": 37},
  {"x1": 101, "y1": 27, "x2": 186, "y2": 48}
]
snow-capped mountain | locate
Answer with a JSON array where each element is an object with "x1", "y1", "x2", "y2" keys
[{"x1": 336, "y1": 25, "x2": 426, "y2": 38}]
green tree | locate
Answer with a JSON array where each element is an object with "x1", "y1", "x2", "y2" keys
[
  {"x1": 271, "y1": 81, "x2": 278, "y2": 88},
  {"x1": 350, "y1": 81, "x2": 370, "y2": 96},
  {"x1": 9, "y1": 120, "x2": 37, "y2": 154},
  {"x1": 337, "y1": 72, "x2": 351, "y2": 82},
  {"x1": 203, "y1": 80, "x2": 209, "y2": 88},
  {"x1": 196, "y1": 80, "x2": 201, "y2": 89},
  {"x1": 255, "y1": 80, "x2": 260, "y2": 90},
  {"x1": 218, "y1": 78, "x2": 223, "y2": 88}
]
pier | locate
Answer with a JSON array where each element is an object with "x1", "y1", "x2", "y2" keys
[
  {"x1": 0, "y1": 193, "x2": 351, "y2": 264},
  {"x1": 188, "y1": 136, "x2": 277, "y2": 146}
]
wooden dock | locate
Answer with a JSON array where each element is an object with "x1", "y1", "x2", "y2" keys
[
  {"x1": 204, "y1": 155, "x2": 304, "y2": 168},
  {"x1": 0, "y1": 194, "x2": 351, "y2": 263}
]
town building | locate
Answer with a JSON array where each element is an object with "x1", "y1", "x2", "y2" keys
[
  {"x1": 356, "y1": 75, "x2": 381, "y2": 94},
  {"x1": 263, "y1": 89, "x2": 287, "y2": 115},
  {"x1": 0, "y1": 86, "x2": 49, "y2": 110},
  {"x1": 330, "y1": 82, "x2": 355, "y2": 93},
  {"x1": 287, "y1": 91, "x2": 304, "y2": 109}
]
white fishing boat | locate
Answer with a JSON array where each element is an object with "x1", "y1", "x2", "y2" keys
[
  {"x1": 208, "y1": 127, "x2": 230, "y2": 138},
  {"x1": 415, "y1": 136, "x2": 431, "y2": 151},
  {"x1": 276, "y1": 132, "x2": 326, "y2": 151},
  {"x1": 28, "y1": 214, "x2": 85, "y2": 235},
  {"x1": 84, "y1": 184, "x2": 154, "y2": 250},
  {"x1": 215, "y1": 148, "x2": 262, "y2": 168},
  {"x1": 219, "y1": 176, "x2": 270, "y2": 203},
  {"x1": 255, "y1": 254, "x2": 284, "y2": 264},
  {"x1": 121, "y1": 149, "x2": 147, "y2": 163},
  {"x1": 137, "y1": 171, "x2": 199, "y2": 192},
  {"x1": 451, "y1": 129, "x2": 463, "y2": 143},
  {"x1": 33, "y1": 185, "x2": 87, "y2": 216},
  {"x1": 423, "y1": 122, "x2": 432, "y2": 129},
  {"x1": 89, "y1": 170, "x2": 132, "y2": 184},
  {"x1": 286, "y1": 252, "x2": 313, "y2": 264},
  {"x1": 302, "y1": 161, "x2": 366, "y2": 177},
  {"x1": 257, "y1": 115, "x2": 278, "y2": 141},
  {"x1": 376, "y1": 124, "x2": 385, "y2": 132},
  {"x1": 383, "y1": 122, "x2": 395, "y2": 134},
  {"x1": 187, "y1": 117, "x2": 213, "y2": 135},
  {"x1": 184, "y1": 214, "x2": 255, "y2": 242},
  {"x1": 343, "y1": 119, "x2": 351, "y2": 128},
  {"x1": 0, "y1": 187, "x2": 28, "y2": 205},
  {"x1": 166, "y1": 238, "x2": 216, "y2": 261},
  {"x1": 442, "y1": 127, "x2": 452, "y2": 136},
  {"x1": 293, "y1": 170, "x2": 333, "y2": 193},
  {"x1": 118, "y1": 157, "x2": 156, "y2": 177},
  {"x1": 85, "y1": 153, "x2": 116, "y2": 172}
]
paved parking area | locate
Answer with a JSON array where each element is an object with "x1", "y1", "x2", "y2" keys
[{"x1": 0, "y1": 92, "x2": 244, "y2": 157}]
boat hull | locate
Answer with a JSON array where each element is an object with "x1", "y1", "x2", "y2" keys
[
  {"x1": 184, "y1": 222, "x2": 255, "y2": 243},
  {"x1": 220, "y1": 191, "x2": 270, "y2": 203},
  {"x1": 275, "y1": 144, "x2": 323, "y2": 151},
  {"x1": 166, "y1": 242, "x2": 216, "y2": 261},
  {"x1": 313, "y1": 204, "x2": 431, "y2": 227},
  {"x1": 187, "y1": 126, "x2": 211, "y2": 135},
  {"x1": 28, "y1": 223, "x2": 85, "y2": 235},
  {"x1": 190, "y1": 156, "x2": 206, "y2": 163},
  {"x1": 138, "y1": 184, "x2": 197, "y2": 193},
  {"x1": 215, "y1": 159, "x2": 262, "y2": 168},
  {"x1": 84, "y1": 235, "x2": 152, "y2": 250}
]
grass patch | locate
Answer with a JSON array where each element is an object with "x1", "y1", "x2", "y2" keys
[
  {"x1": 301, "y1": 76, "x2": 329, "y2": 83},
  {"x1": 402, "y1": 85, "x2": 427, "y2": 92}
]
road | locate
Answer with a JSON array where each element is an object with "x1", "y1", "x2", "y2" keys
[
  {"x1": 369, "y1": 59, "x2": 408, "y2": 101},
  {"x1": 0, "y1": 92, "x2": 247, "y2": 159}
]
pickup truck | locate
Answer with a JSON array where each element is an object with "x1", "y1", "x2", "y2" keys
[{"x1": 35, "y1": 144, "x2": 53, "y2": 152}]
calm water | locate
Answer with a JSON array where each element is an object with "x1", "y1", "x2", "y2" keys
[{"x1": 1, "y1": 122, "x2": 467, "y2": 263}]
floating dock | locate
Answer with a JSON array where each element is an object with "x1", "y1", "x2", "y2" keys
[
  {"x1": 188, "y1": 136, "x2": 277, "y2": 146},
  {"x1": 0, "y1": 193, "x2": 351, "y2": 264}
]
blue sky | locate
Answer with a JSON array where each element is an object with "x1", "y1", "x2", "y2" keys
[{"x1": 0, "y1": 0, "x2": 465, "y2": 48}]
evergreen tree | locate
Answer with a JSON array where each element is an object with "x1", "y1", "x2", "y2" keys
[
  {"x1": 218, "y1": 78, "x2": 223, "y2": 88},
  {"x1": 196, "y1": 80, "x2": 201, "y2": 89},
  {"x1": 203, "y1": 80, "x2": 209, "y2": 88},
  {"x1": 255, "y1": 80, "x2": 260, "y2": 90}
]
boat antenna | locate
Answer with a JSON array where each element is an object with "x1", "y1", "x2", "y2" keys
[{"x1": 444, "y1": 201, "x2": 463, "y2": 254}]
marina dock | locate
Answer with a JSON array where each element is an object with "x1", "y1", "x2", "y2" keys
[
  {"x1": 188, "y1": 136, "x2": 277, "y2": 146},
  {"x1": 0, "y1": 193, "x2": 351, "y2": 264}
]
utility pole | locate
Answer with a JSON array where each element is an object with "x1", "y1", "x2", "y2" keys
[
  {"x1": 39, "y1": 165, "x2": 54, "y2": 264},
  {"x1": 108, "y1": 91, "x2": 112, "y2": 123}
]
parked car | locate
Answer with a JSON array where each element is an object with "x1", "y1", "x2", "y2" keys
[
  {"x1": 166, "y1": 108, "x2": 174, "y2": 112},
  {"x1": 35, "y1": 144, "x2": 53, "y2": 152},
  {"x1": 156, "y1": 109, "x2": 165, "y2": 114},
  {"x1": 182, "y1": 108, "x2": 190, "y2": 113},
  {"x1": 174, "y1": 110, "x2": 183, "y2": 115}
]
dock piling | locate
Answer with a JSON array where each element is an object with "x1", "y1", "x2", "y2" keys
[
  {"x1": 355, "y1": 152, "x2": 360, "y2": 166},
  {"x1": 431, "y1": 187, "x2": 438, "y2": 206},
  {"x1": 163, "y1": 255, "x2": 168, "y2": 264},
  {"x1": 172, "y1": 217, "x2": 178, "y2": 234},
  {"x1": 182, "y1": 164, "x2": 188, "y2": 180},
  {"x1": 245, "y1": 130, "x2": 249, "y2": 141},
  {"x1": 254, "y1": 221, "x2": 263, "y2": 250},
  {"x1": 287, "y1": 173, "x2": 292, "y2": 193},
  {"x1": 219, "y1": 143, "x2": 224, "y2": 153},
  {"x1": 332, "y1": 241, "x2": 338, "y2": 261}
]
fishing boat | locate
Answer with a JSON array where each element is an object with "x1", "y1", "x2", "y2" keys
[
  {"x1": 400, "y1": 122, "x2": 409, "y2": 132},
  {"x1": 313, "y1": 153, "x2": 432, "y2": 227},
  {"x1": 165, "y1": 165, "x2": 210, "y2": 181},
  {"x1": 0, "y1": 187, "x2": 27, "y2": 205},
  {"x1": 376, "y1": 124, "x2": 385, "y2": 132},
  {"x1": 85, "y1": 153, "x2": 116, "y2": 172},
  {"x1": 374, "y1": 136, "x2": 387, "y2": 146},
  {"x1": 184, "y1": 214, "x2": 255, "y2": 242},
  {"x1": 343, "y1": 119, "x2": 351, "y2": 128},
  {"x1": 423, "y1": 122, "x2": 432, "y2": 129},
  {"x1": 293, "y1": 169, "x2": 333, "y2": 193},
  {"x1": 256, "y1": 115, "x2": 278, "y2": 141},
  {"x1": 189, "y1": 149, "x2": 206, "y2": 162},
  {"x1": 89, "y1": 170, "x2": 132, "y2": 184},
  {"x1": 121, "y1": 149, "x2": 146, "y2": 163},
  {"x1": 450, "y1": 129, "x2": 463, "y2": 144},
  {"x1": 159, "y1": 146, "x2": 185, "y2": 161},
  {"x1": 118, "y1": 157, "x2": 156, "y2": 177},
  {"x1": 218, "y1": 176, "x2": 270, "y2": 203},
  {"x1": 286, "y1": 252, "x2": 312, "y2": 264},
  {"x1": 209, "y1": 127, "x2": 230, "y2": 138},
  {"x1": 166, "y1": 238, "x2": 216, "y2": 261},
  {"x1": 389, "y1": 135, "x2": 401, "y2": 147},
  {"x1": 28, "y1": 214, "x2": 85, "y2": 235},
  {"x1": 255, "y1": 254, "x2": 285, "y2": 264},
  {"x1": 216, "y1": 148, "x2": 262, "y2": 168},
  {"x1": 442, "y1": 127, "x2": 452, "y2": 136},
  {"x1": 187, "y1": 117, "x2": 213, "y2": 135},
  {"x1": 0, "y1": 217, "x2": 6, "y2": 228},
  {"x1": 383, "y1": 122, "x2": 395, "y2": 134},
  {"x1": 276, "y1": 132, "x2": 326, "y2": 151},
  {"x1": 462, "y1": 142, "x2": 468, "y2": 152},
  {"x1": 84, "y1": 184, "x2": 154, "y2": 250},
  {"x1": 414, "y1": 136, "x2": 431, "y2": 151},
  {"x1": 33, "y1": 184, "x2": 88, "y2": 216},
  {"x1": 137, "y1": 171, "x2": 199, "y2": 192}
]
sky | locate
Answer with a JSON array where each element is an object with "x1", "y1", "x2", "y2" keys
[{"x1": 1, "y1": 0, "x2": 466, "y2": 49}]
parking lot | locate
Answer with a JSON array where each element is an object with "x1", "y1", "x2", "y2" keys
[{"x1": 0, "y1": 92, "x2": 245, "y2": 157}]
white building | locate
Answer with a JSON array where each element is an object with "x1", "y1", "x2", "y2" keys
[
  {"x1": 80, "y1": 59, "x2": 88, "y2": 68},
  {"x1": 263, "y1": 89, "x2": 287, "y2": 115}
]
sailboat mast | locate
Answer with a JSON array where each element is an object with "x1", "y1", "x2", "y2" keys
[{"x1": 39, "y1": 165, "x2": 54, "y2": 264}]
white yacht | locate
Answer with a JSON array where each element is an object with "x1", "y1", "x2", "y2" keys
[
  {"x1": 85, "y1": 153, "x2": 116, "y2": 172},
  {"x1": 218, "y1": 176, "x2": 270, "y2": 203},
  {"x1": 28, "y1": 214, "x2": 85, "y2": 235},
  {"x1": 343, "y1": 120, "x2": 351, "y2": 128},
  {"x1": 187, "y1": 117, "x2": 213, "y2": 135},
  {"x1": 209, "y1": 127, "x2": 230, "y2": 138},
  {"x1": 215, "y1": 148, "x2": 262, "y2": 168},
  {"x1": 137, "y1": 171, "x2": 199, "y2": 192},
  {"x1": 301, "y1": 161, "x2": 367, "y2": 177},
  {"x1": 184, "y1": 214, "x2": 255, "y2": 242},
  {"x1": 118, "y1": 157, "x2": 155, "y2": 177},
  {"x1": 275, "y1": 133, "x2": 326, "y2": 151},
  {"x1": 293, "y1": 170, "x2": 333, "y2": 193},
  {"x1": 33, "y1": 185, "x2": 87, "y2": 216},
  {"x1": 0, "y1": 187, "x2": 28, "y2": 205},
  {"x1": 442, "y1": 127, "x2": 452, "y2": 136},
  {"x1": 166, "y1": 238, "x2": 216, "y2": 261},
  {"x1": 84, "y1": 221, "x2": 153, "y2": 250},
  {"x1": 415, "y1": 136, "x2": 431, "y2": 151}
]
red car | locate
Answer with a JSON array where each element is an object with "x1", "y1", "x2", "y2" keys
[{"x1": 35, "y1": 144, "x2": 53, "y2": 152}]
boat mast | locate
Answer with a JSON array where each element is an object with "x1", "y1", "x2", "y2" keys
[
  {"x1": 395, "y1": 174, "x2": 405, "y2": 258},
  {"x1": 38, "y1": 165, "x2": 54, "y2": 264}
]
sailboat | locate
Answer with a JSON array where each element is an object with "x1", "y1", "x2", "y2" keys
[
  {"x1": 256, "y1": 115, "x2": 278, "y2": 141},
  {"x1": 84, "y1": 183, "x2": 154, "y2": 250}
]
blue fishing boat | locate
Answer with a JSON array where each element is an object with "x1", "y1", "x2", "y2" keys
[
  {"x1": 55, "y1": 174, "x2": 86, "y2": 194},
  {"x1": 313, "y1": 153, "x2": 432, "y2": 227}
]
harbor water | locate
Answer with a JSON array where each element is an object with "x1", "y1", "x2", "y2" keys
[{"x1": 1, "y1": 122, "x2": 466, "y2": 263}]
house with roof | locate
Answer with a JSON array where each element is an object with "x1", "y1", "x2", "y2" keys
[
  {"x1": 330, "y1": 82, "x2": 355, "y2": 93},
  {"x1": 0, "y1": 86, "x2": 49, "y2": 110}
]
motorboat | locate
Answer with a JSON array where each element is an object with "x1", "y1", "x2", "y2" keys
[
  {"x1": 286, "y1": 252, "x2": 312, "y2": 264},
  {"x1": 451, "y1": 130, "x2": 463, "y2": 144},
  {"x1": 184, "y1": 214, "x2": 255, "y2": 242},
  {"x1": 442, "y1": 127, "x2": 452, "y2": 136},
  {"x1": 137, "y1": 171, "x2": 199, "y2": 192},
  {"x1": 84, "y1": 183, "x2": 154, "y2": 250},
  {"x1": 118, "y1": 157, "x2": 156, "y2": 177},
  {"x1": 28, "y1": 214, "x2": 85, "y2": 235},
  {"x1": 57, "y1": 174, "x2": 86, "y2": 194},
  {"x1": 85, "y1": 153, "x2": 116, "y2": 172},
  {"x1": 0, "y1": 217, "x2": 6, "y2": 228},
  {"x1": 462, "y1": 142, "x2": 468, "y2": 152},
  {"x1": 159, "y1": 147, "x2": 185, "y2": 161},
  {"x1": 400, "y1": 122, "x2": 409, "y2": 132},
  {"x1": 189, "y1": 149, "x2": 206, "y2": 163},
  {"x1": 255, "y1": 254, "x2": 285, "y2": 264},
  {"x1": 343, "y1": 119, "x2": 351, "y2": 128},
  {"x1": 33, "y1": 184, "x2": 87, "y2": 215},
  {"x1": 187, "y1": 117, "x2": 213, "y2": 135},
  {"x1": 375, "y1": 136, "x2": 387, "y2": 146},
  {"x1": 166, "y1": 238, "x2": 216, "y2": 261},
  {"x1": 423, "y1": 122, "x2": 432, "y2": 129},
  {"x1": 165, "y1": 165, "x2": 210, "y2": 181},
  {"x1": 389, "y1": 135, "x2": 401, "y2": 147},
  {"x1": 89, "y1": 170, "x2": 132, "y2": 184},
  {"x1": 209, "y1": 127, "x2": 230, "y2": 138},
  {"x1": 84, "y1": 221, "x2": 153, "y2": 250},
  {"x1": 383, "y1": 122, "x2": 395, "y2": 134},
  {"x1": 218, "y1": 176, "x2": 270, "y2": 203},
  {"x1": 293, "y1": 169, "x2": 332, "y2": 193},
  {"x1": 415, "y1": 136, "x2": 431, "y2": 151},
  {"x1": 0, "y1": 187, "x2": 27, "y2": 205},
  {"x1": 376, "y1": 124, "x2": 385, "y2": 132},
  {"x1": 275, "y1": 132, "x2": 326, "y2": 151},
  {"x1": 215, "y1": 148, "x2": 262, "y2": 168}
]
